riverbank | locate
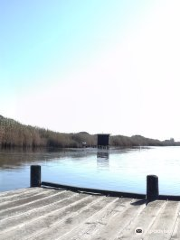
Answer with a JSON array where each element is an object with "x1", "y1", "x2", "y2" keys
[{"x1": 1, "y1": 115, "x2": 180, "y2": 149}]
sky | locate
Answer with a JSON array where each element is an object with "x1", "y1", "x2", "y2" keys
[{"x1": 0, "y1": 0, "x2": 180, "y2": 141}]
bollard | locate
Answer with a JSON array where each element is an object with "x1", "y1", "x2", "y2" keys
[
  {"x1": 146, "y1": 175, "x2": 159, "y2": 202},
  {"x1": 30, "y1": 165, "x2": 41, "y2": 187}
]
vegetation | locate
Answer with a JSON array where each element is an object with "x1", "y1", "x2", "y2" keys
[
  {"x1": 0, "y1": 115, "x2": 96, "y2": 148},
  {"x1": 110, "y1": 135, "x2": 179, "y2": 147},
  {"x1": 0, "y1": 115, "x2": 179, "y2": 148}
]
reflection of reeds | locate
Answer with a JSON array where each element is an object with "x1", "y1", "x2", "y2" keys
[{"x1": 0, "y1": 148, "x2": 97, "y2": 169}]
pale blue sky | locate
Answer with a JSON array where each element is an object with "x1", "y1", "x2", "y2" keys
[{"x1": 1, "y1": 0, "x2": 180, "y2": 140}]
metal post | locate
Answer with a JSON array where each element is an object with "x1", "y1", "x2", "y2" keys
[
  {"x1": 146, "y1": 175, "x2": 159, "y2": 202},
  {"x1": 30, "y1": 165, "x2": 41, "y2": 187}
]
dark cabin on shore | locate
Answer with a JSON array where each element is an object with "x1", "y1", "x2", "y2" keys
[{"x1": 97, "y1": 134, "x2": 110, "y2": 148}]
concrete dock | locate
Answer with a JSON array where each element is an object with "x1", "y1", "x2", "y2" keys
[{"x1": 1, "y1": 187, "x2": 180, "y2": 240}]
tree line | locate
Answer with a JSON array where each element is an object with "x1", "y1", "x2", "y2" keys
[{"x1": 0, "y1": 115, "x2": 179, "y2": 149}]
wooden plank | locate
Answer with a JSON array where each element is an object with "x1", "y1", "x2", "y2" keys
[
  {"x1": 0, "y1": 188, "x2": 63, "y2": 210},
  {"x1": 0, "y1": 194, "x2": 96, "y2": 240},
  {"x1": 1, "y1": 187, "x2": 180, "y2": 240},
  {"x1": 114, "y1": 200, "x2": 166, "y2": 239},
  {"x1": 170, "y1": 212, "x2": 180, "y2": 240},
  {"x1": 0, "y1": 188, "x2": 40, "y2": 199},
  {"x1": 0, "y1": 189, "x2": 62, "y2": 212},
  {"x1": 0, "y1": 191, "x2": 79, "y2": 231},
  {"x1": 80, "y1": 199, "x2": 146, "y2": 240},
  {"x1": 28, "y1": 195, "x2": 115, "y2": 240},
  {"x1": 144, "y1": 201, "x2": 180, "y2": 240},
  {"x1": 58, "y1": 197, "x2": 133, "y2": 240},
  {"x1": 0, "y1": 188, "x2": 50, "y2": 204},
  {"x1": 0, "y1": 190, "x2": 68, "y2": 220}
]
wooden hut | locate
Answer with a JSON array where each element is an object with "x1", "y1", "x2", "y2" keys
[{"x1": 97, "y1": 134, "x2": 110, "y2": 148}]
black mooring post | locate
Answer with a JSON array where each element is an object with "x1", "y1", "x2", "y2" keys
[
  {"x1": 30, "y1": 165, "x2": 41, "y2": 187},
  {"x1": 146, "y1": 175, "x2": 159, "y2": 202}
]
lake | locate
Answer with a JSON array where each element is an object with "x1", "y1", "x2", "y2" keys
[{"x1": 0, "y1": 146, "x2": 180, "y2": 195}]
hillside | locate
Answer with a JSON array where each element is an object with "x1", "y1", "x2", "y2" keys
[{"x1": 0, "y1": 115, "x2": 179, "y2": 148}]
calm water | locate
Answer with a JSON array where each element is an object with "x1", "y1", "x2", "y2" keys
[{"x1": 1, "y1": 146, "x2": 180, "y2": 195}]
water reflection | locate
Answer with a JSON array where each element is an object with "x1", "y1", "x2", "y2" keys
[
  {"x1": 1, "y1": 147, "x2": 180, "y2": 195},
  {"x1": 0, "y1": 148, "x2": 97, "y2": 169},
  {"x1": 97, "y1": 150, "x2": 109, "y2": 159},
  {"x1": 97, "y1": 150, "x2": 109, "y2": 169}
]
